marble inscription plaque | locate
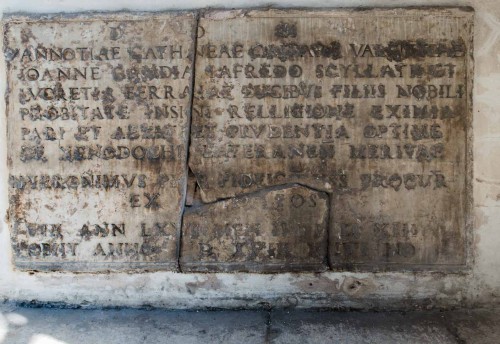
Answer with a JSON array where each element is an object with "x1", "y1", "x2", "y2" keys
[
  {"x1": 180, "y1": 185, "x2": 329, "y2": 272},
  {"x1": 4, "y1": 13, "x2": 196, "y2": 271},
  {"x1": 189, "y1": 9, "x2": 473, "y2": 270}
]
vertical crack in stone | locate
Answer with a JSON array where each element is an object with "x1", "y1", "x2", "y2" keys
[
  {"x1": 188, "y1": 8, "x2": 473, "y2": 272},
  {"x1": 3, "y1": 8, "x2": 474, "y2": 274},
  {"x1": 4, "y1": 12, "x2": 197, "y2": 272},
  {"x1": 178, "y1": 11, "x2": 201, "y2": 273}
]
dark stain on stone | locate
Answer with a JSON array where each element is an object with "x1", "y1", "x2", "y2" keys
[
  {"x1": 274, "y1": 22, "x2": 297, "y2": 39},
  {"x1": 20, "y1": 27, "x2": 35, "y2": 44}
]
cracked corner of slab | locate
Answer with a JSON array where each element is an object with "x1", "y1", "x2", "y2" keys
[{"x1": 180, "y1": 184, "x2": 329, "y2": 273}]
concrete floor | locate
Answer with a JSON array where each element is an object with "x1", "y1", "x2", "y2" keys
[{"x1": 0, "y1": 304, "x2": 498, "y2": 343}]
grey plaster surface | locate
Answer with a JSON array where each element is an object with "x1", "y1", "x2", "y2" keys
[
  {"x1": 1, "y1": 304, "x2": 498, "y2": 343},
  {"x1": 270, "y1": 310, "x2": 457, "y2": 344},
  {"x1": 0, "y1": 305, "x2": 267, "y2": 344}
]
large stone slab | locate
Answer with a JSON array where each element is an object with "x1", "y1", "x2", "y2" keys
[
  {"x1": 4, "y1": 13, "x2": 196, "y2": 271},
  {"x1": 180, "y1": 185, "x2": 329, "y2": 272},
  {"x1": 189, "y1": 8, "x2": 473, "y2": 270}
]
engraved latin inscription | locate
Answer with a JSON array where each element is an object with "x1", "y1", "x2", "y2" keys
[
  {"x1": 189, "y1": 9, "x2": 473, "y2": 270},
  {"x1": 4, "y1": 9, "x2": 473, "y2": 272},
  {"x1": 4, "y1": 14, "x2": 196, "y2": 271},
  {"x1": 180, "y1": 185, "x2": 329, "y2": 272}
]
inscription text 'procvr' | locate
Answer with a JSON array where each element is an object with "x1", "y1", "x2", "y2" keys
[{"x1": 4, "y1": 8, "x2": 473, "y2": 272}]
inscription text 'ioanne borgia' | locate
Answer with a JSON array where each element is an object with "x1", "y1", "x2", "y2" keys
[
  {"x1": 4, "y1": 13, "x2": 196, "y2": 271},
  {"x1": 4, "y1": 8, "x2": 473, "y2": 272}
]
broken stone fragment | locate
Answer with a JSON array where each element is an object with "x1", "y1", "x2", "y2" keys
[
  {"x1": 180, "y1": 184, "x2": 329, "y2": 273},
  {"x1": 5, "y1": 12, "x2": 196, "y2": 272}
]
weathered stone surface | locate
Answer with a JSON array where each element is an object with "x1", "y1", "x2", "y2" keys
[
  {"x1": 180, "y1": 185, "x2": 329, "y2": 272},
  {"x1": 4, "y1": 13, "x2": 196, "y2": 271},
  {"x1": 189, "y1": 8, "x2": 473, "y2": 270}
]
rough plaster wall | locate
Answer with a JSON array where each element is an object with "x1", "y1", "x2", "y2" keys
[{"x1": 0, "y1": 0, "x2": 498, "y2": 309}]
